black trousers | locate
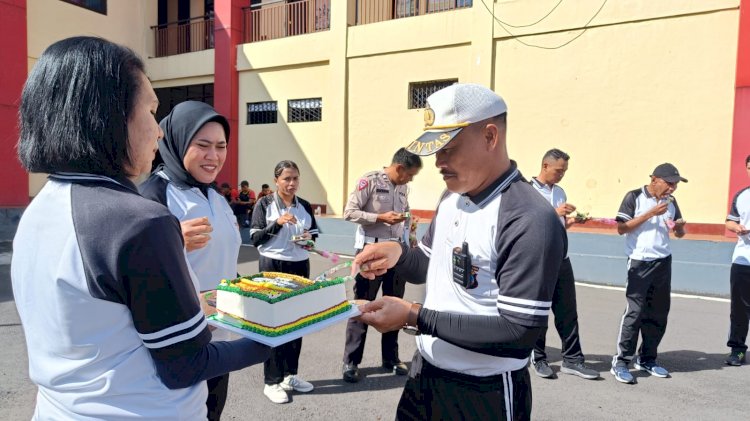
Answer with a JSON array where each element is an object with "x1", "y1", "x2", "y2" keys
[
  {"x1": 206, "y1": 373, "x2": 229, "y2": 421},
  {"x1": 614, "y1": 255, "x2": 672, "y2": 365},
  {"x1": 343, "y1": 266, "x2": 405, "y2": 365},
  {"x1": 532, "y1": 258, "x2": 584, "y2": 364},
  {"x1": 259, "y1": 256, "x2": 309, "y2": 385},
  {"x1": 395, "y1": 351, "x2": 532, "y2": 421},
  {"x1": 728, "y1": 263, "x2": 750, "y2": 352}
]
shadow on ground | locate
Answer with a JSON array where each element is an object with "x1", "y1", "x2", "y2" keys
[{"x1": 302, "y1": 364, "x2": 411, "y2": 396}]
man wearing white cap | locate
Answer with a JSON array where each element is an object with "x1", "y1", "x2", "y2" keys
[
  {"x1": 353, "y1": 83, "x2": 566, "y2": 420},
  {"x1": 610, "y1": 163, "x2": 687, "y2": 384}
]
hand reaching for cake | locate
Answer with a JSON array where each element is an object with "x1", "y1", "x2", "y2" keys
[{"x1": 352, "y1": 241, "x2": 403, "y2": 279}]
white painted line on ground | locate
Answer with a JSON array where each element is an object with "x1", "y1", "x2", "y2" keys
[{"x1": 576, "y1": 282, "x2": 730, "y2": 303}]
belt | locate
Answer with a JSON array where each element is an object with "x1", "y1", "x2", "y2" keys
[{"x1": 364, "y1": 236, "x2": 401, "y2": 244}]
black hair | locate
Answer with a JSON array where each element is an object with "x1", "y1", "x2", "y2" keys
[
  {"x1": 261, "y1": 183, "x2": 270, "y2": 189},
  {"x1": 240, "y1": 180, "x2": 249, "y2": 187},
  {"x1": 746, "y1": 155, "x2": 750, "y2": 166},
  {"x1": 220, "y1": 182, "x2": 231, "y2": 189},
  {"x1": 18, "y1": 36, "x2": 146, "y2": 177},
  {"x1": 542, "y1": 148, "x2": 570, "y2": 163},
  {"x1": 274, "y1": 160, "x2": 300, "y2": 178},
  {"x1": 391, "y1": 147, "x2": 422, "y2": 169}
]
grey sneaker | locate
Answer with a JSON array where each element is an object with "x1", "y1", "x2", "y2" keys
[
  {"x1": 532, "y1": 359, "x2": 554, "y2": 378},
  {"x1": 280, "y1": 374, "x2": 314, "y2": 392},
  {"x1": 561, "y1": 361, "x2": 600, "y2": 380},
  {"x1": 610, "y1": 365, "x2": 634, "y2": 384},
  {"x1": 634, "y1": 359, "x2": 669, "y2": 378}
]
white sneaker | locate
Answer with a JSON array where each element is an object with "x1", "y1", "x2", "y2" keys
[
  {"x1": 280, "y1": 374, "x2": 314, "y2": 393},
  {"x1": 263, "y1": 383, "x2": 289, "y2": 404}
]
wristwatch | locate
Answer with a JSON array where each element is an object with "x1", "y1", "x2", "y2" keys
[{"x1": 402, "y1": 302, "x2": 422, "y2": 336}]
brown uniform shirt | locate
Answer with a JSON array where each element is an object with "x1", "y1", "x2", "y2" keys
[{"x1": 344, "y1": 170, "x2": 410, "y2": 247}]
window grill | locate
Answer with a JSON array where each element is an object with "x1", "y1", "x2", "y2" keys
[
  {"x1": 408, "y1": 79, "x2": 458, "y2": 109},
  {"x1": 288, "y1": 98, "x2": 322, "y2": 122},
  {"x1": 247, "y1": 101, "x2": 278, "y2": 125}
]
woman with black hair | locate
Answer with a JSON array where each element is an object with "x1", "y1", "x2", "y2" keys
[
  {"x1": 140, "y1": 100, "x2": 242, "y2": 420},
  {"x1": 12, "y1": 36, "x2": 268, "y2": 420},
  {"x1": 250, "y1": 160, "x2": 320, "y2": 404}
]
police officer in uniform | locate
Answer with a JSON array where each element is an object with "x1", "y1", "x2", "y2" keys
[{"x1": 341, "y1": 148, "x2": 422, "y2": 383}]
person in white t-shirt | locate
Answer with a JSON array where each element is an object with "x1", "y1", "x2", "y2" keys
[
  {"x1": 611, "y1": 163, "x2": 687, "y2": 384},
  {"x1": 725, "y1": 154, "x2": 750, "y2": 366},
  {"x1": 528, "y1": 149, "x2": 598, "y2": 380}
]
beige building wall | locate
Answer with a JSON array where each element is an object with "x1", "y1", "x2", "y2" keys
[
  {"x1": 237, "y1": 63, "x2": 331, "y2": 207},
  {"x1": 237, "y1": 1, "x2": 350, "y2": 213},
  {"x1": 493, "y1": 0, "x2": 739, "y2": 223},
  {"x1": 22, "y1": 0, "x2": 742, "y2": 225},
  {"x1": 341, "y1": 0, "x2": 740, "y2": 224}
]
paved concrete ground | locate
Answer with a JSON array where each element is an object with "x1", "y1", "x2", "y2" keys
[{"x1": 1, "y1": 243, "x2": 748, "y2": 420}]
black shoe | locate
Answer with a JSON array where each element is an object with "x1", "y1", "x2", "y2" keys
[
  {"x1": 342, "y1": 363, "x2": 360, "y2": 383},
  {"x1": 532, "y1": 359, "x2": 554, "y2": 378},
  {"x1": 726, "y1": 351, "x2": 746, "y2": 366},
  {"x1": 383, "y1": 361, "x2": 408, "y2": 376},
  {"x1": 561, "y1": 360, "x2": 600, "y2": 380}
]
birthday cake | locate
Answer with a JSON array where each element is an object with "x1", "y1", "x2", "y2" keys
[{"x1": 213, "y1": 272, "x2": 351, "y2": 337}]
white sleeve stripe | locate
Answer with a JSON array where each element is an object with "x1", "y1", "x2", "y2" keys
[
  {"x1": 418, "y1": 241, "x2": 431, "y2": 257},
  {"x1": 497, "y1": 303, "x2": 550, "y2": 316},
  {"x1": 727, "y1": 215, "x2": 740, "y2": 221},
  {"x1": 138, "y1": 311, "x2": 205, "y2": 341},
  {"x1": 142, "y1": 318, "x2": 208, "y2": 349},
  {"x1": 249, "y1": 228, "x2": 262, "y2": 235},
  {"x1": 617, "y1": 212, "x2": 632, "y2": 221},
  {"x1": 497, "y1": 295, "x2": 551, "y2": 308}
]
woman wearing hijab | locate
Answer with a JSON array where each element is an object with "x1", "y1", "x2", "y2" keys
[
  {"x1": 13, "y1": 36, "x2": 268, "y2": 420},
  {"x1": 140, "y1": 101, "x2": 241, "y2": 420},
  {"x1": 250, "y1": 160, "x2": 320, "y2": 404}
]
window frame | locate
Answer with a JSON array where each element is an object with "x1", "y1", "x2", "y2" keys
[
  {"x1": 246, "y1": 101, "x2": 279, "y2": 125},
  {"x1": 59, "y1": 0, "x2": 107, "y2": 15},
  {"x1": 287, "y1": 97, "x2": 323, "y2": 123},
  {"x1": 408, "y1": 79, "x2": 458, "y2": 109}
]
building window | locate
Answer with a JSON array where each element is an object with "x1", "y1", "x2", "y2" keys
[
  {"x1": 247, "y1": 101, "x2": 278, "y2": 125},
  {"x1": 154, "y1": 83, "x2": 214, "y2": 123},
  {"x1": 288, "y1": 98, "x2": 322, "y2": 123},
  {"x1": 408, "y1": 79, "x2": 458, "y2": 109},
  {"x1": 60, "y1": 0, "x2": 107, "y2": 15}
]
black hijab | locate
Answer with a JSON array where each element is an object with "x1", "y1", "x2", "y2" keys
[{"x1": 156, "y1": 101, "x2": 230, "y2": 190}]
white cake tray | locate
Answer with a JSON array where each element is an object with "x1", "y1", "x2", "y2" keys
[{"x1": 206, "y1": 302, "x2": 362, "y2": 347}]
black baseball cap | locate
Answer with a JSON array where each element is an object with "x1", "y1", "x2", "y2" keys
[{"x1": 651, "y1": 163, "x2": 688, "y2": 183}]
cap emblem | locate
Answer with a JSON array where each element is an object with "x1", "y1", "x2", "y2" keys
[{"x1": 424, "y1": 107, "x2": 435, "y2": 127}]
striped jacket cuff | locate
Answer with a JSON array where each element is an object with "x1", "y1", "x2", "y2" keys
[{"x1": 139, "y1": 312, "x2": 207, "y2": 349}]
